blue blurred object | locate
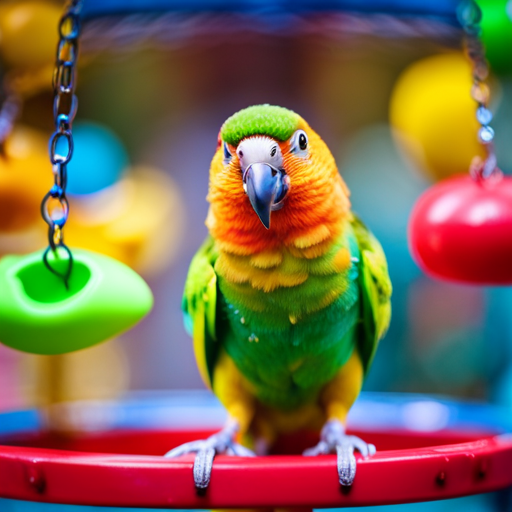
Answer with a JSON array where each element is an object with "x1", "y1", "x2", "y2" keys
[
  {"x1": 57, "y1": 121, "x2": 129, "y2": 195},
  {"x1": 2, "y1": 390, "x2": 512, "y2": 447},
  {"x1": 495, "y1": 363, "x2": 512, "y2": 408},
  {"x1": 80, "y1": 0, "x2": 460, "y2": 24},
  {"x1": 325, "y1": 492, "x2": 497, "y2": 512},
  {"x1": 0, "y1": 494, "x2": 498, "y2": 512}
]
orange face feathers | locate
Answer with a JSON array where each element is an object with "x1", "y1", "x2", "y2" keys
[{"x1": 206, "y1": 107, "x2": 351, "y2": 257}]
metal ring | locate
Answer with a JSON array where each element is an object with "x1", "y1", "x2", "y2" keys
[
  {"x1": 40, "y1": 193, "x2": 69, "y2": 228},
  {"x1": 56, "y1": 114, "x2": 70, "y2": 132},
  {"x1": 40, "y1": 192, "x2": 53, "y2": 227},
  {"x1": 52, "y1": 197, "x2": 70, "y2": 227},
  {"x1": 43, "y1": 244, "x2": 74, "y2": 290},
  {"x1": 52, "y1": 162, "x2": 68, "y2": 191},
  {"x1": 49, "y1": 130, "x2": 74, "y2": 164},
  {"x1": 56, "y1": 38, "x2": 78, "y2": 66},
  {"x1": 53, "y1": 94, "x2": 78, "y2": 128},
  {"x1": 54, "y1": 62, "x2": 76, "y2": 94},
  {"x1": 59, "y1": 12, "x2": 81, "y2": 40},
  {"x1": 49, "y1": 184, "x2": 64, "y2": 198}
]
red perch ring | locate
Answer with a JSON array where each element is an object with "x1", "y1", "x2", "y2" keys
[{"x1": 1, "y1": 392, "x2": 512, "y2": 509}]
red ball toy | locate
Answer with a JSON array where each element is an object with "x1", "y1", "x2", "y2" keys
[{"x1": 408, "y1": 171, "x2": 512, "y2": 284}]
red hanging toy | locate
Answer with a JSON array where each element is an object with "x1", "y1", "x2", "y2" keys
[{"x1": 408, "y1": 0, "x2": 511, "y2": 285}]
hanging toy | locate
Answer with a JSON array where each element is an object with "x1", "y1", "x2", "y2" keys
[
  {"x1": 0, "y1": 249, "x2": 152, "y2": 354},
  {"x1": 0, "y1": 127, "x2": 48, "y2": 249},
  {"x1": 389, "y1": 52, "x2": 486, "y2": 182},
  {"x1": 409, "y1": 0, "x2": 511, "y2": 284},
  {"x1": 0, "y1": 0, "x2": 153, "y2": 355},
  {"x1": 0, "y1": 1, "x2": 59, "y2": 69},
  {"x1": 0, "y1": 0, "x2": 62, "y2": 97},
  {"x1": 479, "y1": 0, "x2": 512, "y2": 76}
]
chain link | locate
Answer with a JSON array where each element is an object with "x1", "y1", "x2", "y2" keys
[
  {"x1": 457, "y1": 0, "x2": 497, "y2": 180},
  {"x1": 41, "y1": 0, "x2": 82, "y2": 288}
]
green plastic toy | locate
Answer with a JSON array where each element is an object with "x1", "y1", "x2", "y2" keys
[
  {"x1": 0, "y1": 248, "x2": 153, "y2": 355},
  {"x1": 479, "y1": 0, "x2": 512, "y2": 75}
]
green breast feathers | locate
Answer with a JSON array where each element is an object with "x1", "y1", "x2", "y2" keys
[{"x1": 182, "y1": 215, "x2": 391, "y2": 409}]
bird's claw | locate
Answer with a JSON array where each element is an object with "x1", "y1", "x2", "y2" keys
[
  {"x1": 192, "y1": 446, "x2": 215, "y2": 489},
  {"x1": 164, "y1": 421, "x2": 255, "y2": 490},
  {"x1": 303, "y1": 419, "x2": 375, "y2": 486},
  {"x1": 335, "y1": 436, "x2": 376, "y2": 486}
]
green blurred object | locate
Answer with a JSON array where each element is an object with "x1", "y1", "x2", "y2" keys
[
  {"x1": 479, "y1": 0, "x2": 512, "y2": 75},
  {"x1": 0, "y1": 249, "x2": 153, "y2": 355}
]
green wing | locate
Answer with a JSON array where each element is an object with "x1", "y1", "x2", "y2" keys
[
  {"x1": 351, "y1": 215, "x2": 392, "y2": 374},
  {"x1": 182, "y1": 236, "x2": 220, "y2": 388}
]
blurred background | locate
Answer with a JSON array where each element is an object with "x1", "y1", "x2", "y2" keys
[{"x1": 0, "y1": 0, "x2": 512, "y2": 510}]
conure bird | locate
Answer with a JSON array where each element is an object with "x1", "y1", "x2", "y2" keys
[{"x1": 166, "y1": 105, "x2": 392, "y2": 489}]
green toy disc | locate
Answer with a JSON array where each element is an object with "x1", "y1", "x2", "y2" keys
[
  {"x1": 479, "y1": 0, "x2": 512, "y2": 75},
  {"x1": 0, "y1": 249, "x2": 153, "y2": 355}
]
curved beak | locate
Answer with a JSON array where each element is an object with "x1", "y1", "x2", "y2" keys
[{"x1": 243, "y1": 163, "x2": 286, "y2": 229}]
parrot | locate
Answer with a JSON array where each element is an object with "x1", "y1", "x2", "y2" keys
[{"x1": 165, "y1": 105, "x2": 392, "y2": 489}]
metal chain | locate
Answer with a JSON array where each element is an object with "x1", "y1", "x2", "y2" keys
[
  {"x1": 457, "y1": 0, "x2": 498, "y2": 180},
  {"x1": 40, "y1": 0, "x2": 82, "y2": 289}
]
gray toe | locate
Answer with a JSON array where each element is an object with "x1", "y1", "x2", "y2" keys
[
  {"x1": 337, "y1": 444, "x2": 356, "y2": 486},
  {"x1": 193, "y1": 447, "x2": 215, "y2": 489}
]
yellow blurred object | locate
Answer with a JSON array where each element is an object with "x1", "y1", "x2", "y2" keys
[
  {"x1": 0, "y1": 1, "x2": 60, "y2": 70},
  {"x1": 8, "y1": 64, "x2": 55, "y2": 97},
  {"x1": 0, "y1": 127, "x2": 184, "y2": 272},
  {"x1": 0, "y1": 0, "x2": 63, "y2": 97},
  {"x1": 389, "y1": 52, "x2": 486, "y2": 181},
  {"x1": 0, "y1": 125, "x2": 50, "y2": 254},
  {"x1": 66, "y1": 166, "x2": 185, "y2": 275},
  {"x1": 20, "y1": 338, "x2": 129, "y2": 411}
]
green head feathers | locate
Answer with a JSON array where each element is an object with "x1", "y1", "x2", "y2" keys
[{"x1": 221, "y1": 105, "x2": 300, "y2": 146}]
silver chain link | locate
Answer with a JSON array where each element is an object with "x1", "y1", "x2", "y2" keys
[
  {"x1": 41, "y1": 0, "x2": 83, "y2": 288},
  {"x1": 457, "y1": 0, "x2": 498, "y2": 180}
]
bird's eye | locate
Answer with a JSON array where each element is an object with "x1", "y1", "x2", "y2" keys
[
  {"x1": 290, "y1": 130, "x2": 308, "y2": 156},
  {"x1": 270, "y1": 145, "x2": 277, "y2": 157},
  {"x1": 223, "y1": 142, "x2": 232, "y2": 162},
  {"x1": 299, "y1": 133, "x2": 307, "y2": 150}
]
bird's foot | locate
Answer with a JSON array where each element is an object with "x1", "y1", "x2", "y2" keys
[
  {"x1": 164, "y1": 419, "x2": 255, "y2": 490},
  {"x1": 303, "y1": 419, "x2": 375, "y2": 486}
]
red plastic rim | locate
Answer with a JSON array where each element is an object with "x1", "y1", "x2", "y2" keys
[{"x1": 1, "y1": 392, "x2": 512, "y2": 508}]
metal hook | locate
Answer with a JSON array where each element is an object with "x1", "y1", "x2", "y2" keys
[{"x1": 43, "y1": 245, "x2": 74, "y2": 290}]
